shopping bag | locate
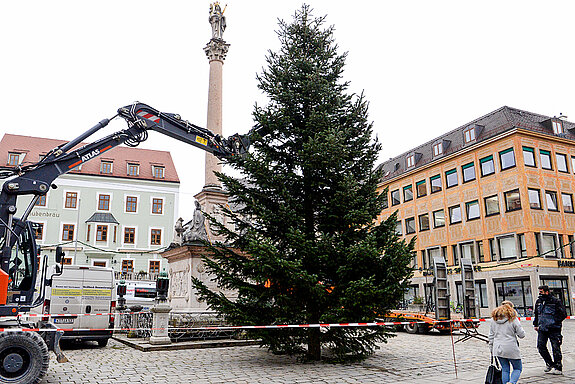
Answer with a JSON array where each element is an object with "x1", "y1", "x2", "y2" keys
[{"x1": 485, "y1": 356, "x2": 502, "y2": 384}]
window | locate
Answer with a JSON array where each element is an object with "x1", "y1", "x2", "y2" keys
[
  {"x1": 433, "y1": 142, "x2": 443, "y2": 157},
  {"x1": 124, "y1": 227, "x2": 135, "y2": 244},
  {"x1": 498, "y1": 235, "x2": 517, "y2": 260},
  {"x1": 545, "y1": 190, "x2": 558, "y2": 211},
  {"x1": 403, "y1": 185, "x2": 413, "y2": 202},
  {"x1": 499, "y1": 148, "x2": 516, "y2": 170},
  {"x1": 475, "y1": 280, "x2": 488, "y2": 308},
  {"x1": 484, "y1": 195, "x2": 500, "y2": 216},
  {"x1": 152, "y1": 165, "x2": 165, "y2": 179},
  {"x1": 418, "y1": 213, "x2": 430, "y2": 231},
  {"x1": 86, "y1": 225, "x2": 91, "y2": 241},
  {"x1": 406, "y1": 155, "x2": 415, "y2": 168},
  {"x1": 101, "y1": 160, "x2": 113, "y2": 174},
  {"x1": 126, "y1": 196, "x2": 138, "y2": 212},
  {"x1": 62, "y1": 224, "x2": 74, "y2": 241},
  {"x1": 552, "y1": 120, "x2": 564, "y2": 134},
  {"x1": 528, "y1": 188, "x2": 542, "y2": 209},
  {"x1": 33, "y1": 223, "x2": 44, "y2": 240},
  {"x1": 539, "y1": 233, "x2": 558, "y2": 258},
  {"x1": 480, "y1": 155, "x2": 495, "y2": 177},
  {"x1": 98, "y1": 194, "x2": 110, "y2": 211},
  {"x1": 522, "y1": 147, "x2": 536, "y2": 167},
  {"x1": 449, "y1": 205, "x2": 462, "y2": 224},
  {"x1": 460, "y1": 241, "x2": 476, "y2": 264},
  {"x1": 540, "y1": 150, "x2": 552, "y2": 170},
  {"x1": 405, "y1": 217, "x2": 416, "y2": 234},
  {"x1": 477, "y1": 240, "x2": 485, "y2": 263},
  {"x1": 430, "y1": 175, "x2": 442, "y2": 193},
  {"x1": 96, "y1": 225, "x2": 108, "y2": 241},
  {"x1": 62, "y1": 257, "x2": 73, "y2": 266},
  {"x1": 466, "y1": 200, "x2": 480, "y2": 220},
  {"x1": 35, "y1": 195, "x2": 47, "y2": 207},
  {"x1": 556, "y1": 153, "x2": 568, "y2": 173},
  {"x1": 382, "y1": 191, "x2": 388, "y2": 209},
  {"x1": 495, "y1": 279, "x2": 533, "y2": 317},
  {"x1": 433, "y1": 209, "x2": 445, "y2": 228},
  {"x1": 572, "y1": 156, "x2": 575, "y2": 175},
  {"x1": 445, "y1": 169, "x2": 458, "y2": 188},
  {"x1": 65, "y1": 192, "x2": 78, "y2": 209},
  {"x1": 463, "y1": 127, "x2": 475, "y2": 143},
  {"x1": 121, "y1": 259, "x2": 134, "y2": 273},
  {"x1": 395, "y1": 221, "x2": 402, "y2": 235},
  {"x1": 518, "y1": 234, "x2": 527, "y2": 258},
  {"x1": 504, "y1": 189, "x2": 521, "y2": 212},
  {"x1": 127, "y1": 163, "x2": 139, "y2": 176},
  {"x1": 416, "y1": 180, "x2": 426, "y2": 198},
  {"x1": 391, "y1": 189, "x2": 400, "y2": 205},
  {"x1": 489, "y1": 238, "x2": 497, "y2": 261},
  {"x1": 462, "y1": 162, "x2": 476, "y2": 182},
  {"x1": 152, "y1": 198, "x2": 164, "y2": 214},
  {"x1": 562, "y1": 193, "x2": 574, "y2": 213},
  {"x1": 149, "y1": 260, "x2": 161, "y2": 274},
  {"x1": 8, "y1": 152, "x2": 21, "y2": 166},
  {"x1": 151, "y1": 229, "x2": 162, "y2": 245}
]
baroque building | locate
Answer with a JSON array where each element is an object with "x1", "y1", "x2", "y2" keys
[
  {"x1": 0, "y1": 133, "x2": 179, "y2": 278},
  {"x1": 377, "y1": 107, "x2": 575, "y2": 317}
]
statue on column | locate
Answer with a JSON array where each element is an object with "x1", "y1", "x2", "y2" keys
[
  {"x1": 183, "y1": 201, "x2": 209, "y2": 243},
  {"x1": 209, "y1": 2, "x2": 227, "y2": 40},
  {"x1": 172, "y1": 217, "x2": 185, "y2": 246}
]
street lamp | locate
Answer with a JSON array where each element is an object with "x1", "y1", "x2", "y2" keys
[
  {"x1": 156, "y1": 270, "x2": 169, "y2": 302},
  {"x1": 117, "y1": 279, "x2": 127, "y2": 311}
]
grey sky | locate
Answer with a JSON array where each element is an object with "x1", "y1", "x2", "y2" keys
[{"x1": 1, "y1": 1, "x2": 574, "y2": 220}]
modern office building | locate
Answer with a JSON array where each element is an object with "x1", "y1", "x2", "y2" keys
[
  {"x1": 0, "y1": 133, "x2": 180, "y2": 278},
  {"x1": 377, "y1": 106, "x2": 575, "y2": 317}
]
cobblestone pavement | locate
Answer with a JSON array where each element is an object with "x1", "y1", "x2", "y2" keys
[{"x1": 41, "y1": 321, "x2": 574, "y2": 383}]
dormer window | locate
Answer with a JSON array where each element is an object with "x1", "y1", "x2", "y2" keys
[
  {"x1": 152, "y1": 165, "x2": 165, "y2": 179},
  {"x1": 101, "y1": 160, "x2": 113, "y2": 174},
  {"x1": 552, "y1": 120, "x2": 564, "y2": 134},
  {"x1": 127, "y1": 163, "x2": 140, "y2": 176},
  {"x1": 8, "y1": 152, "x2": 21, "y2": 166},
  {"x1": 406, "y1": 155, "x2": 415, "y2": 168},
  {"x1": 433, "y1": 142, "x2": 443, "y2": 157},
  {"x1": 463, "y1": 127, "x2": 476, "y2": 143}
]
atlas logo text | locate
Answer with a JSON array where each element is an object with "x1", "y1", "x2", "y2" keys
[{"x1": 81, "y1": 149, "x2": 100, "y2": 163}]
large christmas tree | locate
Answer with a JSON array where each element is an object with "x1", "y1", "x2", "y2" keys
[{"x1": 192, "y1": 5, "x2": 414, "y2": 361}]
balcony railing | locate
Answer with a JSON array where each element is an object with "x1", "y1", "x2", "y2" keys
[{"x1": 115, "y1": 271, "x2": 160, "y2": 281}]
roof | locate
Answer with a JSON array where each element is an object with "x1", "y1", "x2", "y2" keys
[
  {"x1": 85, "y1": 212, "x2": 120, "y2": 224},
  {"x1": 0, "y1": 134, "x2": 180, "y2": 183},
  {"x1": 376, "y1": 106, "x2": 575, "y2": 182}
]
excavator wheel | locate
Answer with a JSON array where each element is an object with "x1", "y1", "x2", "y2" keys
[{"x1": 0, "y1": 331, "x2": 49, "y2": 384}]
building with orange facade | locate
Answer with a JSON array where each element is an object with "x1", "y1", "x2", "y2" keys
[{"x1": 377, "y1": 106, "x2": 575, "y2": 317}]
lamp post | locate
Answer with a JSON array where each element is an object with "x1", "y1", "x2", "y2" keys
[{"x1": 149, "y1": 270, "x2": 171, "y2": 345}]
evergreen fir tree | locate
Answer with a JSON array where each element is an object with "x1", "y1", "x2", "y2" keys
[{"x1": 192, "y1": 5, "x2": 414, "y2": 361}]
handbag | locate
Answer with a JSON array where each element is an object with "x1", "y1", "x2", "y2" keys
[{"x1": 485, "y1": 355, "x2": 502, "y2": 384}]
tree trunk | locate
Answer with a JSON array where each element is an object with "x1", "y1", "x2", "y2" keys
[{"x1": 307, "y1": 327, "x2": 321, "y2": 361}]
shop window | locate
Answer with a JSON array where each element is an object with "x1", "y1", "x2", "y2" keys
[
  {"x1": 480, "y1": 155, "x2": 495, "y2": 176},
  {"x1": 405, "y1": 217, "x2": 416, "y2": 234},
  {"x1": 121, "y1": 259, "x2": 134, "y2": 273},
  {"x1": 124, "y1": 227, "x2": 135, "y2": 244},
  {"x1": 504, "y1": 189, "x2": 521, "y2": 212},
  {"x1": 126, "y1": 196, "x2": 138, "y2": 212},
  {"x1": 462, "y1": 162, "x2": 476, "y2": 183},
  {"x1": 445, "y1": 169, "x2": 458, "y2": 188},
  {"x1": 539, "y1": 150, "x2": 553, "y2": 170},
  {"x1": 65, "y1": 192, "x2": 78, "y2": 209},
  {"x1": 522, "y1": 147, "x2": 536, "y2": 167},
  {"x1": 391, "y1": 189, "x2": 400, "y2": 206},
  {"x1": 403, "y1": 185, "x2": 413, "y2": 202},
  {"x1": 96, "y1": 225, "x2": 108, "y2": 241},
  {"x1": 540, "y1": 278, "x2": 571, "y2": 316},
  {"x1": 497, "y1": 235, "x2": 517, "y2": 260},
  {"x1": 466, "y1": 200, "x2": 480, "y2": 220},
  {"x1": 430, "y1": 175, "x2": 442, "y2": 193},
  {"x1": 151, "y1": 229, "x2": 162, "y2": 245},
  {"x1": 495, "y1": 279, "x2": 533, "y2": 316},
  {"x1": 484, "y1": 195, "x2": 500, "y2": 216},
  {"x1": 556, "y1": 153, "x2": 568, "y2": 173},
  {"x1": 98, "y1": 194, "x2": 110, "y2": 211},
  {"x1": 528, "y1": 188, "x2": 542, "y2": 209},
  {"x1": 475, "y1": 280, "x2": 488, "y2": 308},
  {"x1": 449, "y1": 205, "x2": 462, "y2": 224},
  {"x1": 499, "y1": 148, "x2": 516, "y2": 170},
  {"x1": 416, "y1": 180, "x2": 426, "y2": 198},
  {"x1": 433, "y1": 209, "x2": 445, "y2": 228},
  {"x1": 418, "y1": 213, "x2": 430, "y2": 231},
  {"x1": 562, "y1": 193, "x2": 574, "y2": 213},
  {"x1": 489, "y1": 238, "x2": 497, "y2": 261},
  {"x1": 101, "y1": 160, "x2": 113, "y2": 174},
  {"x1": 62, "y1": 224, "x2": 74, "y2": 241},
  {"x1": 545, "y1": 190, "x2": 558, "y2": 211}
]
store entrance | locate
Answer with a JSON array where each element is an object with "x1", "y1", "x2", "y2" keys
[{"x1": 541, "y1": 277, "x2": 571, "y2": 316}]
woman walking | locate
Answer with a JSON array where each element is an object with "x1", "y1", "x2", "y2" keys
[{"x1": 488, "y1": 304, "x2": 526, "y2": 384}]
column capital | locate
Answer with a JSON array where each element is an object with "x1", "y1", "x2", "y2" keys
[{"x1": 204, "y1": 38, "x2": 230, "y2": 62}]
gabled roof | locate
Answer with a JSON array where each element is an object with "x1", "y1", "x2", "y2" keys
[
  {"x1": 0, "y1": 134, "x2": 180, "y2": 183},
  {"x1": 377, "y1": 106, "x2": 575, "y2": 182},
  {"x1": 85, "y1": 212, "x2": 120, "y2": 224}
]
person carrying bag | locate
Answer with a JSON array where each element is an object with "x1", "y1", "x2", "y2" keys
[
  {"x1": 485, "y1": 355, "x2": 502, "y2": 384},
  {"x1": 488, "y1": 304, "x2": 526, "y2": 384}
]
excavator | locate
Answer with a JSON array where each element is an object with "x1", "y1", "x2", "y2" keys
[{"x1": 0, "y1": 102, "x2": 251, "y2": 383}]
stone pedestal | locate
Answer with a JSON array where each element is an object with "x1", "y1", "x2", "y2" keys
[{"x1": 149, "y1": 301, "x2": 172, "y2": 345}]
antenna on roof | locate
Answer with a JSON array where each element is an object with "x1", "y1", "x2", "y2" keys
[{"x1": 558, "y1": 113, "x2": 568, "y2": 120}]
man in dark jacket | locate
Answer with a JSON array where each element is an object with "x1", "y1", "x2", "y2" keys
[{"x1": 533, "y1": 285, "x2": 567, "y2": 375}]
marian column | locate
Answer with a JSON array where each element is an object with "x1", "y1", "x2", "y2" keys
[{"x1": 194, "y1": 2, "x2": 230, "y2": 242}]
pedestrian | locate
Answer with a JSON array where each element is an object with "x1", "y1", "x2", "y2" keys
[
  {"x1": 488, "y1": 304, "x2": 526, "y2": 384},
  {"x1": 533, "y1": 284, "x2": 567, "y2": 375}
]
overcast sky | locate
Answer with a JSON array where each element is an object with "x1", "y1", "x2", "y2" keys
[{"x1": 1, "y1": 1, "x2": 574, "y2": 220}]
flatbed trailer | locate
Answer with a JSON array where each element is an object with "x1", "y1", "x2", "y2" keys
[{"x1": 385, "y1": 310, "x2": 478, "y2": 334}]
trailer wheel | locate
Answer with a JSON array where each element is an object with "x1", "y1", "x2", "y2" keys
[
  {"x1": 0, "y1": 331, "x2": 49, "y2": 384},
  {"x1": 404, "y1": 322, "x2": 419, "y2": 334}
]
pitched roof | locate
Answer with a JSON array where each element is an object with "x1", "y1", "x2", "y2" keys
[
  {"x1": 0, "y1": 134, "x2": 180, "y2": 183},
  {"x1": 377, "y1": 106, "x2": 575, "y2": 182},
  {"x1": 85, "y1": 212, "x2": 120, "y2": 224}
]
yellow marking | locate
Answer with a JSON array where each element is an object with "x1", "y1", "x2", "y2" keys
[
  {"x1": 196, "y1": 136, "x2": 208, "y2": 146},
  {"x1": 52, "y1": 288, "x2": 82, "y2": 296},
  {"x1": 82, "y1": 288, "x2": 111, "y2": 297}
]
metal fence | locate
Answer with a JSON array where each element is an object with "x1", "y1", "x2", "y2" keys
[{"x1": 116, "y1": 311, "x2": 237, "y2": 342}]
